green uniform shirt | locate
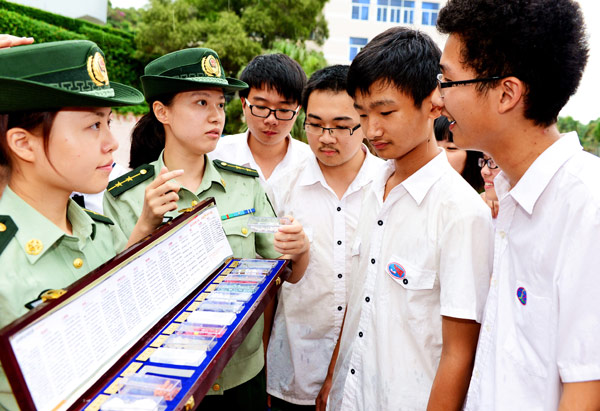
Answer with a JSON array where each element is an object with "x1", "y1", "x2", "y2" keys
[
  {"x1": 0, "y1": 187, "x2": 127, "y2": 411},
  {"x1": 103, "y1": 153, "x2": 280, "y2": 393}
]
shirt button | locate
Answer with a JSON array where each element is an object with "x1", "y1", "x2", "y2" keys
[
  {"x1": 191, "y1": 200, "x2": 198, "y2": 206},
  {"x1": 241, "y1": 227, "x2": 248, "y2": 235},
  {"x1": 337, "y1": 207, "x2": 341, "y2": 212},
  {"x1": 212, "y1": 383, "x2": 220, "y2": 391},
  {"x1": 337, "y1": 240, "x2": 342, "y2": 245},
  {"x1": 350, "y1": 369, "x2": 355, "y2": 375},
  {"x1": 358, "y1": 331, "x2": 363, "y2": 337},
  {"x1": 485, "y1": 324, "x2": 491, "y2": 332},
  {"x1": 371, "y1": 258, "x2": 376, "y2": 264},
  {"x1": 377, "y1": 220, "x2": 383, "y2": 226},
  {"x1": 0, "y1": 223, "x2": 6, "y2": 232},
  {"x1": 73, "y1": 258, "x2": 84, "y2": 269},
  {"x1": 338, "y1": 306, "x2": 343, "y2": 311},
  {"x1": 338, "y1": 273, "x2": 343, "y2": 279},
  {"x1": 499, "y1": 230, "x2": 506, "y2": 239},
  {"x1": 365, "y1": 296, "x2": 370, "y2": 302}
]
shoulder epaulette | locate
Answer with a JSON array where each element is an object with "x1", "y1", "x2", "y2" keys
[
  {"x1": 107, "y1": 164, "x2": 155, "y2": 197},
  {"x1": 213, "y1": 160, "x2": 259, "y2": 178},
  {"x1": 83, "y1": 209, "x2": 114, "y2": 225},
  {"x1": 0, "y1": 215, "x2": 18, "y2": 255}
]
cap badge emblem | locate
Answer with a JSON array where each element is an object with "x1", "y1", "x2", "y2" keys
[
  {"x1": 87, "y1": 52, "x2": 110, "y2": 86},
  {"x1": 202, "y1": 55, "x2": 222, "y2": 77}
]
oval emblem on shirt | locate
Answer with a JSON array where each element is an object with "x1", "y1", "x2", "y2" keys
[
  {"x1": 387, "y1": 262, "x2": 406, "y2": 280},
  {"x1": 516, "y1": 287, "x2": 527, "y2": 305}
]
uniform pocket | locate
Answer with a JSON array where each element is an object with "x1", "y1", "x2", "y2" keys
[
  {"x1": 385, "y1": 256, "x2": 436, "y2": 290},
  {"x1": 221, "y1": 217, "x2": 253, "y2": 257}
]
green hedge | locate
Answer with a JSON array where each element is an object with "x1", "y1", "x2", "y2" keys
[{"x1": 0, "y1": 0, "x2": 132, "y2": 39}]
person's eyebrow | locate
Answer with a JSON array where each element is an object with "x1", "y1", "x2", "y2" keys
[
  {"x1": 368, "y1": 99, "x2": 395, "y2": 109},
  {"x1": 307, "y1": 113, "x2": 322, "y2": 120}
]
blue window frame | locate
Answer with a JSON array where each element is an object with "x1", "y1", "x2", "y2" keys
[
  {"x1": 352, "y1": 0, "x2": 370, "y2": 20},
  {"x1": 349, "y1": 37, "x2": 369, "y2": 60},
  {"x1": 421, "y1": 2, "x2": 439, "y2": 26}
]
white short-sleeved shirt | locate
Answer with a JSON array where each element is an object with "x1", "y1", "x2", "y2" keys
[
  {"x1": 266, "y1": 147, "x2": 383, "y2": 405},
  {"x1": 328, "y1": 150, "x2": 493, "y2": 411},
  {"x1": 464, "y1": 132, "x2": 600, "y2": 411},
  {"x1": 208, "y1": 131, "x2": 313, "y2": 191}
]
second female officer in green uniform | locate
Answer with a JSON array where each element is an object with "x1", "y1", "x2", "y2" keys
[
  {"x1": 0, "y1": 40, "x2": 148, "y2": 410},
  {"x1": 102, "y1": 48, "x2": 309, "y2": 410}
]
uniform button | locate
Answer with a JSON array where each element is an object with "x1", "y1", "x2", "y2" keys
[
  {"x1": 350, "y1": 369, "x2": 355, "y2": 374},
  {"x1": 0, "y1": 223, "x2": 6, "y2": 232},
  {"x1": 337, "y1": 240, "x2": 342, "y2": 245},
  {"x1": 370, "y1": 258, "x2": 376, "y2": 264},
  {"x1": 73, "y1": 258, "x2": 84, "y2": 269},
  {"x1": 365, "y1": 296, "x2": 370, "y2": 302},
  {"x1": 485, "y1": 324, "x2": 491, "y2": 332},
  {"x1": 140, "y1": 169, "x2": 147, "y2": 175},
  {"x1": 377, "y1": 220, "x2": 383, "y2": 226},
  {"x1": 221, "y1": 178, "x2": 226, "y2": 187},
  {"x1": 241, "y1": 227, "x2": 248, "y2": 235},
  {"x1": 403, "y1": 278, "x2": 408, "y2": 285},
  {"x1": 499, "y1": 230, "x2": 506, "y2": 239},
  {"x1": 338, "y1": 273, "x2": 343, "y2": 279},
  {"x1": 212, "y1": 383, "x2": 220, "y2": 391},
  {"x1": 191, "y1": 200, "x2": 198, "y2": 206},
  {"x1": 358, "y1": 331, "x2": 363, "y2": 337},
  {"x1": 337, "y1": 207, "x2": 341, "y2": 212},
  {"x1": 338, "y1": 306, "x2": 343, "y2": 311}
]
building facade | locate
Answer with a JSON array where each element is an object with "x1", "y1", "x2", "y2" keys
[{"x1": 321, "y1": 0, "x2": 448, "y2": 64}]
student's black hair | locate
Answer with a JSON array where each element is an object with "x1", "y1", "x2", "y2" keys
[
  {"x1": 437, "y1": 0, "x2": 588, "y2": 127},
  {"x1": 347, "y1": 27, "x2": 441, "y2": 108},
  {"x1": 239, "y1": 54, "x2": 307, "y2": 104},
  {"x1": 129, "y1": 94, "x2": 176, "y2": 169},
  {"x1": 302, "y1": 65, "x2": 350, "y2": 111},
  {"x1": 434, "y1": 116, "x2": 484, "y2": 192}
]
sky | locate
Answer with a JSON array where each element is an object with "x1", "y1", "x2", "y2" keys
[{"x1": 110, "y1": 0, "x2": 600, "y2": 123}]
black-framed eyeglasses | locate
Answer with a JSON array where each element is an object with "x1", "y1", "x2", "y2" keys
[
  {"x1": 436, "y1": 73, "x2": 506, "y2": 96},
  {"x1": 304, "y1": 122, "x2": 361, "y2": 138},
  {"x1": 246, "y1": 102, "x2": 299, "y2": 121},
  {"x1": 478, "y1": 157, "x2": 499, "y2": 169}
]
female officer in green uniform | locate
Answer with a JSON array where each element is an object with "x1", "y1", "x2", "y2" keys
[
  {"x1": 0, "y1": 40, "x2": 147, "y2": 410},
  {"x1": 102, "y1": 48, "x2": 309, "y2": 410}
]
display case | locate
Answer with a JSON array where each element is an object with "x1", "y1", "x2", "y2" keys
[{"x1": 0, "y1": 198, "x2": 289, "y2": 411}]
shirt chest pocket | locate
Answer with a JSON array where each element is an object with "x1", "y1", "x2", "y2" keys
[
  {"x1": 221, "y1": 217, "x2": 254, "y2": 258},
  {"x1": 385, "y1": 256, "x2": 436, "y2": 290}
]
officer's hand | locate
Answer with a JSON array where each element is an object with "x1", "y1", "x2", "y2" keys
[
  {"x1": 0, "y1": 35, "x2": 34, "y2": 48},
  {"x1": 273, "y1": 215, "x2": 309, "y2": 259},
  {"x1": 138, "y1": 166, "x2": 183, "y2": 232}
]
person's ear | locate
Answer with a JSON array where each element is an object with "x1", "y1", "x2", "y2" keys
[
  {"x1": 152, "y1": 100, "x2": 170, "y2": 125},
  {"x1": 428, "y1": 88, "x2": 443, "y2": 119},
  {"x1": 498, "y1": 77, "x2": 524, "y2": 114},
  {"x1": 240, "y1": 97, "x2": 247, "y2": 109},
  {"x1": 6, "y1": 128, "x2": 36, "y2": 163}
]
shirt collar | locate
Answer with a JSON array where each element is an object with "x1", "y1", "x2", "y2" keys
[
  {"x1": 402, "y1": 149, "x2": 449, "y2": 205},
  {"x1": 500, "y1": 132, "x2": 582, "y2": 215},
  {"x1": 1, "y1": 187, "x2": 95, "y2": 264},
  {"x1": 155, "y1": 150, "x2": 226, "y2": 194}
]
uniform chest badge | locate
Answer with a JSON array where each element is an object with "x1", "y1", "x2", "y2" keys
[
  {"x1": 516, "y1": 287, "x2": 527, "y2": 305},
  {"x1": 387, "y1": 262, "x2": 406, "y2": 280}
]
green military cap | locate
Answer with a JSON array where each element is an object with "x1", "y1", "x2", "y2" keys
[
  {"x1": 0, "y1": 40, "x2": 144, "y2": 113},
  {"x1": 141, "y1": 47, "x2": 248, "y2": 101}
]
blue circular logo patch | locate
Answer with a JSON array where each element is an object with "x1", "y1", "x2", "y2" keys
[
  {"x1": 387, "y1": 262, "x2": 406, "y2": 279},
  {"x1": 516, "y1": 287, "x2": 527, "y2": 305}
]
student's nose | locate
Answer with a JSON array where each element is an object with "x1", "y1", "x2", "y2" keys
[
  {"x1": 364, "y1": 119, "x2": 382, "y2": 140},
  {"x1": 319, "y1": 129, "x2": 336, "y2": 145},
  {"x1": 264, "y1": 110, "x2": 278, "y2": 125}
]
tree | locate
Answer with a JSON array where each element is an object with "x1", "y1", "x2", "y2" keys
[{"x1": 107, "y1": 1, "x2": 142, "y2": 33}]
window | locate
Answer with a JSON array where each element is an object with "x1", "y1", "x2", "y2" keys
[
  {"x1": 352, "y1": 0, "x2": 370, "y2": 20},
  {"x1": 349, "y1": 37, "x2": 368, "y2": 60},
  {"x1": 422, "y1": 2, "x2": 439, "y2": 26},
  {"x1": 376, "y1": 0, "x2": 413, "y2": 24}
]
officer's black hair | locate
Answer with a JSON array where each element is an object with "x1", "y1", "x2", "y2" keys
[
  {"x1": 302, "y1": 65, "x2": 350, "y2": 111},
  {"x1": 434, "y1": 115, "x2": 484, "y2": 192},
  {"x1": 437, "y1": 0, "x2": 588, "y2": 127},
  {"x1": 129, "y1": 94, "x2": 176, "y2": 169},
  {"x1": 0, "y1": 111, "x2": 58, "y2": 173},
  {"x1": 347, "y1": 27, "x2": 441, "y2": 108},
  {"x1": 239, "y1": 54, "x2": 307, "y2": 104}
]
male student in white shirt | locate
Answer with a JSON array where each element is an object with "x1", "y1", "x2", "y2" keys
[
  {"x1": 266, "y1": 65, "x2": 383, "y2": 411},
  {"x1": 319, "y1": 27, "x2": 493, "y2": 411},
  {"x1": 209, "y1": 54, "x2": 312, "y2": 186},
  {"x1": 436, "y1": 0, "x2": 600, "y2": 409}
]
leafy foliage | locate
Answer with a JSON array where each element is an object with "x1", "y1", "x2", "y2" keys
[
  {"x1": 558, "y1": 116, "x2": 600, "y2": 155},
  {"x1": 107, "y1": 1, "x2": 143, "y2": 34}
]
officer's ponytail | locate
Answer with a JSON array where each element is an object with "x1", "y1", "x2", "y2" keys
[{"x1": 129, "y1": 94, "x2": 175, "y2": 169}]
